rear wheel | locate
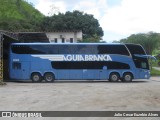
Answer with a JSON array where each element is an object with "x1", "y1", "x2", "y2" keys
[
  {"x1": 122, "y1": 73, "x2": 133, "y2": 82},
  {"x1": 44, "y1": 73, "x2": 55, "y2": 83},
  {"x1": 109, "y1": 73, "x2": 119, "y2": 82},
  {"x1": 31, "y1": 73, "x2": 42, "y2": 83}
]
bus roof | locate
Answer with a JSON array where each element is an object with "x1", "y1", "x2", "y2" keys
[
  {"x1": 11, "y1": 43, "x2": 125, "y2": 45},
  {"x1": 11, "y1": 43, "x2": 143, "y2": 47}
]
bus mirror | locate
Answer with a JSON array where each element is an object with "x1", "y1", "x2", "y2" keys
[
  {"x1": 134, "y1": 54, "x2": 157, "y2": 61},
  {"x1": 146, "y1": 55, "x2": 157, "y2": 61}
]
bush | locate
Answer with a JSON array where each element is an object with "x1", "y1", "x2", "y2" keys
[{"x1": 151, "y1": 68, "x2": 160, "y2": 76}]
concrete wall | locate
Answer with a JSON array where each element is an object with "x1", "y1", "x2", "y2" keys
[{"x1": 46, "y1": 31, "x2": 82, "y2": 43}]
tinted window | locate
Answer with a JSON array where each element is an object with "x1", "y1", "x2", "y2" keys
[
  {"x1": 126, "y1": 44, "x2": 145, "y2": 55},
  {"x1": 12, "y1": 45, "x2": 58, "y2": 54},
  {"x1": 11, "y1": 44, "x2": 129, "y2": 56},
  {"x1": 133, "y1": 56, "x2": 149, "y2": 69},
  {"x1": 141, "y1": 62, "x2": 147, "y2": 69},
  {"x1": 58, "y1": 45, "x2": 99, "y2": 54},
  {"x1": 51, "y1": 61, "x2": 130, "y2": 69},
  {"x1": 12, "y1": 62, "x2": 21, "y2": 69},
  {"x1": 126, "y1": 44, "x2": 149, "y2": 69},
  {"x1": 98, "y1": 45, "x2": 129, "y2": 56}
]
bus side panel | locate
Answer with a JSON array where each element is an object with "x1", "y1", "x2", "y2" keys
[
  {"x1": 83, "y1": 70, "x2": 99, "y2": 80},
  {"x1": 57, "y1": 70, "x2": 69, "y2": 79},
  {"x1": 10, "y1": 61, "x2": 30, "y2": 80},
  {"x1": 135, "y1": 69, "x2": 150, "y2": 79},
  {"x1": 69, "y1": 70, "x2": 83, "y2": 80}
]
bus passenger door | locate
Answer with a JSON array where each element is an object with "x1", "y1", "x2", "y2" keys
[
  {"x1": 21, "y1": 62, "x2": 30, "y2": 79},
  {"x1": 99, "y1": 66, "x2": 108, "y2": 79}
]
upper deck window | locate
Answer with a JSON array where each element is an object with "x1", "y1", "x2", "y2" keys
[
  {"x1": 126, "y1": 44, "x2": 145, "y2": 55},
  {"x1": 11, "y1": 44, "x2": 130, "y2": 56}
]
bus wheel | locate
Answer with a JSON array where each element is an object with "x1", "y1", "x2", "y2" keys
[
  {"x1": 44, "y1": 73, "x2": 55, "y2": 83},
  {"x1": 122, "y1": 73, "x2": 133, "y2": 82},
  {"x1": 31, "y1": 73, "x2": 42, "y2": 83},
  {"x1": 109, "y1": 73, "x2": 119, "y2": 82}
]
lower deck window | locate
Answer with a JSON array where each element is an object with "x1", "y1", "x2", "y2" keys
[
  {"x1": 51, "y1": 61, "x2": 130, "y2": 69},
  {"x1": 12, "y1": 62, "x2": 21, "y2": 69}
]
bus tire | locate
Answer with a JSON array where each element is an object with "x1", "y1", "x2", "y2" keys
[
  {"x1": 109, "y1": 73, "x2": 119, "y2": 82},
  {"x1": 31, "y1": 73, "x2": 42, "y2": 83},
  {"x1": 44, "y1": 73, "x2": 55, "y2": 83},
  {"x1": 122, "y1": 73, "x2": 133, "y2": 82}
]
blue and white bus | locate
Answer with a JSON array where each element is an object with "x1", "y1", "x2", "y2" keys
[{"x1": 9, "y1": 43, "x2": 150, "y2": 82}]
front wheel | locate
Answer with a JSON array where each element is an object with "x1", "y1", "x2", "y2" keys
[
  {"x1": 31, "y1": 73, "x2": 42, "y2": 83},
  {"x1": 122, "y1": 73, "x2": 133, "y2": 82},
  {"x1": 44, "y1": 73, "x2": 55, "y2": 83}
]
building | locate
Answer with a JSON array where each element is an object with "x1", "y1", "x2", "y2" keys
[
  {"x1": 0, "y1": 30, "x2": 83, "y2": 80},
  {"x1": 46, "y1": 30, "x2": 82, "y2": 43},
  {"x1": 17, "y1": 32, "x2": 49, "y2": 43},
  {"x1": 0, "y1": 30, "x2": 50, "y2": 80}
]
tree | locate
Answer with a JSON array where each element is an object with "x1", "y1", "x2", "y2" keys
[
  {"x1": 119, "y1": 32, "x2": 160, "y2": 55},
  {"x1": 41, "y1": 10, "x2": 104, "y2": 42},
  {"x1": 0, "y1": 0, "x2": 44, "y2": 31},
  {"x1": 79, "y1": 34, "x2": 101, "y2": 43}
]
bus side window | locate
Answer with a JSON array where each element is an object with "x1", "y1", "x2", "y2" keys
[
  {"x1": 141, "y1": 62, "x2": 147, "y2": 69},
  {"x1": 12, "y1": 62, "x2": 21, "y2": 69}
]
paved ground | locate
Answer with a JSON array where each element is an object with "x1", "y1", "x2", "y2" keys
[{"x1": 0, "y1": 77, "x2": 160, "y2": 120}]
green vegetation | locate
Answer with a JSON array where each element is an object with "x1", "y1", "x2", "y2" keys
[
  {"x1": 114, "y1": 32, "x2": 160, "y2": 67},
  {"x1": 151, "y1": 68, "x2": 160, "y2": 76},
  {"x1": 0, "y1": 0, "x2": 44, "y2": 31},
  {"x1": 0, "y1": 1, "x2": 103, "y2": 42},
  {"x1": 41, "y1": 10, "x2": 104, "y2": 42},
  {"x1": 119, "y1": 32, "x2": 160, "y2": 55}
]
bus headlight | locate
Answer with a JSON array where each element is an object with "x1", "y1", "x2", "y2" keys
[{"x1": 145, "y1": 75, "x2": 148, "y2": 78}]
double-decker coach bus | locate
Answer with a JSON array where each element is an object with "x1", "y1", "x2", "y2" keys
[{"x1": 9, "y1": 43, "x2": 150, "y2": 82}]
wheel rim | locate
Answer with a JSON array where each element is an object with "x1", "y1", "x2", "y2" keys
[
  {"x1": 111, "y1": 74, "x2": 118, "y2": 81},
  {"x1": 33, "y1": 75, "x2": 40, "y2": 81},
  {"x1": 125, "y1": 75, "x2": 132, "y2": 81},
  {"x1": 46, "y1": 75, "x2": 53, "y2": 81},
  {"x1": 45, "y1": 73, "x2": 54, "y2": 82}
]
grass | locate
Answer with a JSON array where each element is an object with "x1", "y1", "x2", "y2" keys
[{"x1": 151, "y1": 68, "x2": 160, "y2": 76}]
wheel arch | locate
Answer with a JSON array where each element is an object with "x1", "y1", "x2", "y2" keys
[
  {"x1": 44, "y1": 72, "x2": 56, "y2": 78},
  {"x1": 109, "y1": 71, "x2": 121, "y2": 78},
  {"x1": 44, "y1": 72, "x2": 55, "y2": 82},
  {"x1": 30, "y1": 71, "x2": 43, "y2": 79},
  {"x1": 109, "y1": 71, "x2": 121, "y2": 82}
]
